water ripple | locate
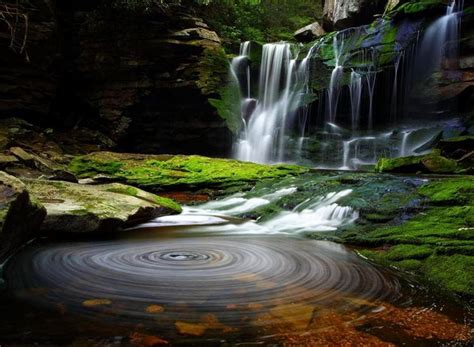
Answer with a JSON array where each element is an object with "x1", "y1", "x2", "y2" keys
[{"x1": 6, "y1": 236, "x2": 402, "y2": 331}]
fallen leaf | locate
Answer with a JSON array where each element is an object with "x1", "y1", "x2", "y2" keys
[
  {"x1": 130, "y1": 332, "x2": 168, "y2": 346},
  {"x1": 145, "y1": 305, "x2": 165, "y2": 314},
  {"x1": 82, "y1": 298, "x2": 112, "y2": 307},
  {"x1": 175, "y1": 321, "x2": 207, "y2": 336}
]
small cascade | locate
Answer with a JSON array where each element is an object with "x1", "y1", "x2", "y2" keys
[
  {"x1": 349, "y1": 70, "x2": 362, "y2": 130},
  {"x1": 414, "y1": 0, "x2": 463, "y2": 81},
  {"x1": 400, "y1": 131, "x2": 410, "y2": 157},
  {"x1": 235, "y1": 43, "x2": 301, "y2": 163},
  {"x1": 390, "y1": 53, "x2": 402, "y2": 122},
  {"x1": 327, "y1": 35, "x2": 345, "y2": 124}
]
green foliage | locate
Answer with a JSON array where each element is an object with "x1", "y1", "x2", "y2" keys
[
  {"x1": 194, "y1": 47, "x2": 243, "y2": 134},
  {"x1": 197, "y1": 0, "x2": 323, "y2": 46}
]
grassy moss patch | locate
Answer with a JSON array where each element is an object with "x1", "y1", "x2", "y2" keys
[
  {"x1": 69, "y1": 152, "x2": 308, "y2": 193},
  {"x1": 338, "y1": 175, "x2": 474, "y2": 298}
]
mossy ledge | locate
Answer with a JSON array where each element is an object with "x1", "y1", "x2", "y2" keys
[
  {"x1": 69, "y1": 152, "x2": 309, "y2": 193},
  {"x1": 339, "y1": 176, "x2": 474, "y2": 298}
]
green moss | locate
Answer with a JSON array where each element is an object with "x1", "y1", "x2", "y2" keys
[
  {"x1": 69, "y1": 152, "x2": 308, "y2": 192},
  {"x1": 463, "y1": 6, "x2": 474, "y2": 15},
  {"x1": 196, "y1": 47, "x2": 230, "y2": 96},
  {"x1": 341, "y1": 174, "x2": 474, "y2": 298},
  {"x1": 154, "y1": 196, "x2": 182, "y2": 213},
  {"x1": 375, "y1": 151, "x2": 459, "y2": 173},
  {"x1": 389, "y1": 0, "x2": 445, "y2": 16},
  {"x1": 425, "y1": 255, "x2": 474, "y2": 297},
  {"x1": 106, "y1": 186, "x2": 139, "y2": 197},
  {"x1": 69, "y1": 159, "x2": 123, "y2": 177},
  {"x1": 384, "y1": 244, "x2": 433, "y2": 261},
  {"x1": 394, "y1": 259, "x2": 424, "y2": 271},
  {"x1": 418, "y1": 177, "x2": 474, "y2": 205}
]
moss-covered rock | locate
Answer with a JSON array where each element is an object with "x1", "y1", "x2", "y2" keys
[
  {"x1": 339, "y1": 176, "x2": 474, "y2": 298},
  {"x1": 0, "y1": 172, "x2": 46, "y2": 262},
  {"x1": 68, "y1": 152, "x2": 308, "y2": 193},
  {"x1": 388, "y1": 0, "x2": 447, "y2": 17},
  {"x1": 375, "y1": 151, "x2": 459, "y2": 173},
  {"x1": 24, "y1": 179, "x2": 181, "y2": 234}
]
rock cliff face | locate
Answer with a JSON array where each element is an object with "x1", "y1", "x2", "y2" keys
[
  {"x1": 0, "y1": 1, "x2": 232, "y2": 156},
  {"x1": 0, "y1": 0, "x2": 59, "y2": 119},
  {"x1": 323, "y1": 0, "x2": 387, "y2": 30}
]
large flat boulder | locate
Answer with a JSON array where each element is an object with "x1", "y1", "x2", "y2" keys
[
  {"x1": 24, "y1": 180, "x2": 181, "y2": 234},
  {"x1": 0, "y1": 172, "x2": 46, "y2": 262},
  {"x1": 294, "y1": 22, "x2": 326, "y2": 42},
  {"x1": 68, "y1": 152, "x2": 309, "y2": 193}
]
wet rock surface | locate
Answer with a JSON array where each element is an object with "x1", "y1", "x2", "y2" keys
[
  {"x1": 24, "y1": 180, "x2": 181, "y2": 234},
  {"x1": 0, "y1": 171, "x2": 45, "y2": 262},
  {"x1": 0, "y1": 3, "x2": 231, "y2": 156}
]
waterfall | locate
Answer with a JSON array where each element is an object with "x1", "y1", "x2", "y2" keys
[
  {"x1": 414, "y1": 0, "x2": 462, "y2": 81},
  {"x1": 228, "y1": 0, "x2": 464, "y2": 168},
  {"x1": 235, "y1": 43, "x2": 303, "y2": 163},
  {"x1": 390, "y1": 53, "x2": 402, "y2": 123},
  {"x1": 400, "y1": 131, "x2": 410, "y2": 156},
  {"x1": 327, "y1": 32, "x2": 348, "y2": 124},
  {"x1": 349, "y1": 70, "x2": 362, "y2": 130}
]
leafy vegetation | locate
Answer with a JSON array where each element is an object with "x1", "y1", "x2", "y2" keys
[{"x1": 195, "y1": 0, "x2": 323, "y2": 47}]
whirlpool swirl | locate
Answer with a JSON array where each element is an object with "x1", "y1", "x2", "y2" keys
[{"x1": 6, "y1": 236, "x2": 403, "y2": 333}]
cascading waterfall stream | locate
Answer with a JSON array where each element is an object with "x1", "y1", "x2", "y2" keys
[
  {"x1": 234, "y1": 43, "x2": 308, "y2": 163},
  {"x1": 414, "y1": 0, "x2": 463, "y2": 82},
  {"x1": 230, "y1": 0, "x2": 463, "y2": 169},
  {"x1": 349, "y1": 70, "x2": 362, "y2": 130}
]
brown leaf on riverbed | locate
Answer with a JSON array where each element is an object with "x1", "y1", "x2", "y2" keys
[
  {"x1": 130, "y1": 332, "x2": 168, "y2": 346},
  {"x1": 175, "y1": 321, "x2": 208, "y2": 336},
  {"x1": 82, "y1": 299, "x2": 112, "y2": 307},
  {"x1": 145, "y1": 304, "x2": 164, "y2": 314}
]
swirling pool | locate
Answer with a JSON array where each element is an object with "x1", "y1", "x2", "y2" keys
[{"x1": 1, "y1": 187, "x2": 472, "y2": 345}]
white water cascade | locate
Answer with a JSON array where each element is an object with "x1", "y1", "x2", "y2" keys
[
  {"x1": 349, "y1": 70, "x2": 362, "y2": 130},
  {"x1": 415, "y1": 0, "x2": 463, "y2": 81},
  {"x1": 234, "y1": 43, "x2": 307, "y2": 163},
  {"x1": 229, "y1": 0, "x2": 464, "y2": 169}
]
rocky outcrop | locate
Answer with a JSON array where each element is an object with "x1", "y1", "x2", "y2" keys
[
  {"x1": 0, "y1": 0, "x2": 59, "y2": 119},
  {"x1": 0, "y1": 2, "x2": 232, "y2": 157},
  {"x1": 0, "y1": 171, "x2": 46, "y2": 262},
  {"x1": 323, "y1": 0, "x2": 387, "y2": 30},
  {"x1": 67, "y1": 6, "x2": 231, "y2": 155},
  {"x1": 25, "y1": 180, "x2": 181, "y2": 234},
  {"x1": 294, "y1": 22, "x2": 326, "y2": 42}
]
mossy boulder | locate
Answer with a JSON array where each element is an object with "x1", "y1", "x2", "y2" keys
[
  {"x1": 24, "y1": 179, "x2": 181, "y2": 234},
  {"x1": 340, "y1": 176, "x2": 474, "y2": 298},
  {"x1": 68, "y1": 152, "x2": 309, "y2": 193},
  {"x1": 0, "y1": 172, "x2": 46, "y2": 263},
  {"x1": 375, "y1": 151, "x2": 459, "y2": 173}
]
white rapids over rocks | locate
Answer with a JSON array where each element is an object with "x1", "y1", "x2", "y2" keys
[{"x1": 137, "y1": 187, "x2": 358, "y2": 234}]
